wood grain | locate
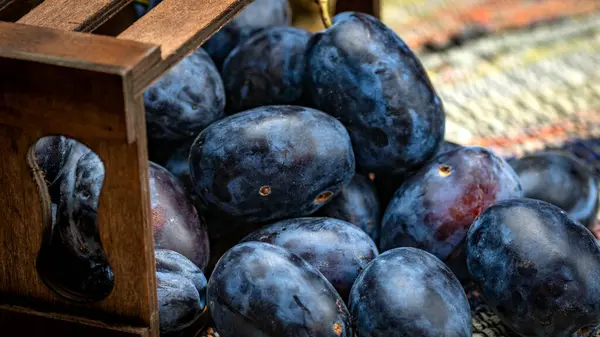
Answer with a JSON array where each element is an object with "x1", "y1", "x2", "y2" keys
[
  {"x1": 335, "y1": 0, "x2": 380, "y2": 17},
  {"x1": 18, "y1": 0, "x2": 133, "y2": 32},
  {"x1": 0, "y1": 22, "x2": 159, "y2": 333},
  {"x1": 0, "y1": 305, "x2": 150, "y2": 337},
  {"x1": 118, "y1": 0, "x2": 253, "y2": 93},
  {"x1": 0, "y1": 21, "x2": 160, "y2": 142}
]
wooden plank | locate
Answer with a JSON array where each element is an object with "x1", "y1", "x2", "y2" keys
[
  {"x1": 118, "y1": 0, "x2": 252, "y2": 93},
  {"x1": 0, "y1": 22, "x2": 159, "y2": 333},
  {"x1": 18, "y1": 0, "x2": 133, "y2": 32},
  {"x1": 0, "y1": 0, "x2": 42, "y2": 22},
  {"x1": 0, "y1": 21, "x2": 160, "y2": 75},
  {"x1": 335, "y1": 0, "x2": 380, "y2": 17},
  {"x1": 0, "y1": 305, "x2": 150, "y2": 337},
  {"x1": 0, "y1": 22, "x2": 161, "y2": 142}
]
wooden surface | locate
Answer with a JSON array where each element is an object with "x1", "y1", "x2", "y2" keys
[
  {"x1": 0, "y1": 21, "x2": 160, "y2": 333},
  {"x1": 118, "y1": 0, "x2": 252, "y2": 93},
  {"x1": 336, "y1": 0, "x2": 380, "y2": 17},
  {"x1": 0, "y1": 21, "x2": 161, "y2": 142},
  {"x1": 18, "y1": 0, "x2": 133, "y2": 32},
  {"x1": 0, "y1": 305, "x2": 150, "y2": 337}
]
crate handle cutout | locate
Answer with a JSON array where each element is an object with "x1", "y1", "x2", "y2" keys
[{"x1": 27, "y1": 136, "x2": 114, "y2": 303}]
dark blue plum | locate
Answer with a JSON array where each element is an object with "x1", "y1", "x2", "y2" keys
[
  {"x1": 207, "y1": 241, "x2": 353, "y2": 337},
  {"x1": 150, "y1": 162, "x2": 210, "y2": 271},
  {"x1": 202, "y1": 0, "x2": 292, "y2": 70},
  {"x1": 381, "y1": 146, "x2": 523, "y2": 279},
  {"x1": 306, "y1": 12, "x2": 445, "y2": 175},
  {"x1": 144, "y1": 48, "x2": 225, "y2": 164},
  {"x1": 189, "y1": 105, "x2": 355, "y2": 223},
  {"x1": 241, "y1": 217, "x2": 378, "y2": 301},
  {"x1": 349, "y1": 247, "x2": 472, "y2": 337},
  {"x1": 317, "y1": 174, "x2": 381, "y2": 243},
  {"x1": 466, "y1": 198, "x2": 600, "y2": 337},
  {"x1": 37, "y1": 150, "x2": 114, "y2": 302},
  {"x1": 509, "y1": 151, "x2": 599, "y2": 229},
  {"x1": 156, "y1": 249, "x2": 208, "y2": 334},
  {"x1": 222, "y1": 26, "x2": 312, "y2": 114}
]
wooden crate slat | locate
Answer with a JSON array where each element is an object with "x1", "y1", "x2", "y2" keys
[
  {"x1": 18, "y1": 0, "x2": 133, "y2": 32},
  {"x1": 118, "y1": 0, "x2": 252, "y2": 93},
  {"x1": 0, "y1": 21, "x2": 160, "y2": 74},
  {"x1": 0, "y1": 305, "x2": 150, "y2": 337}
]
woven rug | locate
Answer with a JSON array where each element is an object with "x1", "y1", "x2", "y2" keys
[
  {"x1": 417, "y1": 11, "x2": 600, "y2": 153},
  {"x1": 383, "y1": 0, "x2": 600, "y2": 51}
]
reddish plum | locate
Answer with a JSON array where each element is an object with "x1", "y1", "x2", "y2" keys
[
  {"x1": 150, "y1": 162, "x2": 210, "y2": 271},
  {"x1": 380, "y1": 146, "x2": 523, "y2": 278}
]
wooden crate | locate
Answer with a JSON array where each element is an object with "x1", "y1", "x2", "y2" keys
[{"x1": 0, "y1": 0, "x2": 379, "y2": 336}]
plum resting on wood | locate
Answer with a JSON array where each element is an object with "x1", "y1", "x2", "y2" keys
[
  {"x1": 349, "y1": 247, "x2": 472, "y2": 337},
  {"x1": 381, "y1": 146, "x2": 523, "y2": 279},
  {"x1": 466, "y1": 198, "x2": 600, "y2": 337},
  {"x1": 241, "y1": 217, "x2": 378, "y2": 302},
  {"x1": 207, "y1": 241, "x2": 353, "y2": 337},
  {"x1": 189, "y1": 105, "x2": 355, "y2": 224}
]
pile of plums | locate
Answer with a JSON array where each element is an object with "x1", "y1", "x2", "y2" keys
[{"x1": 33, "y1": 0, "x2": 600, "y2": 336}]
